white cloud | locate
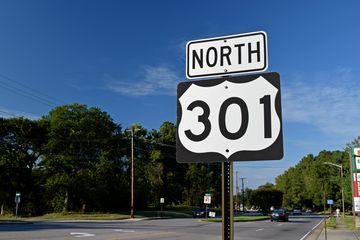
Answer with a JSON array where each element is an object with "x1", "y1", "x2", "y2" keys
[
  {"x1": 282, "y1": 67, "x2": 360, "y2": 138},
  {"x1": 106, "y1": 66, "x2": 182, "y2": 96}
]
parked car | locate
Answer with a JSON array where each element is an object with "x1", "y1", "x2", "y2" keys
[
  {"x1": 270, "y1": 209, "x2": 289, "y2": 222},
  {"x1": 193, "y1": 207, "x2": 207, "y2": 218},
  {"x1": 292, "y1": 207, "x2": 302, "y2": 215}
]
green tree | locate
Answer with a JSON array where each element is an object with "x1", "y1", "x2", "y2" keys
[
  {"x1": 147, "y1": 122, "x2": 187, "y2": 206},
  {"x1": 0, "y1": 117, "x2": 47, "y2": 214},
  {"x1": 42, "y1": 104, "x2": 122, "y2": 212},
  {"x1": 249, "y1": 183, "x2": 283, "y2": 215},
  {"x1": 275, "y1": 150, "x2": 351, "y2": 212}
]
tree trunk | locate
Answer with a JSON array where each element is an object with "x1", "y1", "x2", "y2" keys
[
  {"x1": 1, "y1": 203, "x2": 3, "y2": 215},
  {"x1": 63, "y1": 191, "x2": 68, "y2": 213},
  {"x1": 81, "y1": 203, "x2": 86, "y2": 213}
]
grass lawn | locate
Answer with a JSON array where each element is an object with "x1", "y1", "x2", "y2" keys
[
  {"x1": 1, "y1": 208, "x2": 266, "y2": 222},
  {"x1": 203, "y1": 215, "x2": 269, "y2": 222},
  {"x1": 1, "y1": 209, "x2": 193, "y2": 221},
  {"x1": 28, "y1": 212, "x2": 130, "y2": 220},
  {"x1": 343, "y1": 215, "x2": 355, "y2": 230}
]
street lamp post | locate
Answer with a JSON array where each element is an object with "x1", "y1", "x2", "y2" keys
[{"x1": 324, "y1": 162, "x2": 345, "y2": 218}]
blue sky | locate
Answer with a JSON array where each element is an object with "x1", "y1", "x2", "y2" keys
[{"x1": 0, "y1": 0, "x2": 359, "y2": 189}]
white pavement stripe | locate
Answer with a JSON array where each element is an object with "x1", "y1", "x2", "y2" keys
[
  {"x1": 115, "y1": 229, "x2": 136, "y2": 233},
  {"x1": 70, "y1": 232, "x2": 95, "y2": 237},
  {"x1": 299, "y1": 219, "x2": 324, "y2": 240},
  {"x1": 255, "y1": 228, "x2": 264, "y2": 231}
]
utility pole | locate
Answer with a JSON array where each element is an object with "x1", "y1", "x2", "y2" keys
[
  {"x1": 235, "y1": 171, "x2": 239, "y2": 211},
  {"x1": 240, "y1": 178, "x2": 246, "y2": 212},
  {"x1": 128, "y1": 127, "x2": 139, "y2": 219},
  {"x1": 130, "y1": 128, "x2": 135, "y2": 218}
]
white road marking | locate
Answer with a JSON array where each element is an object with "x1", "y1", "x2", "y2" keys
[
  {"x1": 70, "y1": 232, "x2": 95, "y2": 237},
  {"x1": 255, "y1": 228, "x2": 264, "y2": 231},
  {"x1": 115, "y1": 229, "x2": 136, "y2": 233},
  {"x1": 299, "y1": 219, "x2": 324, "y2": 240}
]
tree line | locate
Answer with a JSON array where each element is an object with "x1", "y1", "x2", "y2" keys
[
  {"x1": 0, "y1": 103, "x2": 223, "y2": 215},
  {"x1": 241, "y1": 139, "x2": 359, "y2": 214},
  {"x1": 1, "y1": 103, "x2": 359, "y2": 215}
]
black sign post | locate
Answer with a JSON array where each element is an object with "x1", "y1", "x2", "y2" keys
[{"x1": 222, "y1": 161, "x2": 234, "y2": 240}]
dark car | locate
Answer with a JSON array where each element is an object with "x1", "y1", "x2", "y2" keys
[
  {"x1": 270, "y1": 209, "x2": 289, "y2": 222},
  {"x1": 193, "y1": 207, "x2": 207, "y2": 218},
  {"x1": 292, "y1": 207, "x2": 302, "y2": 215}
]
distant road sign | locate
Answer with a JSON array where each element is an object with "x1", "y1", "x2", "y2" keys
[
  {"x1": 177, "y1": 72, "x2": 283, "y2": 163},
  {"x1": 186, "y1": 31, "x2": 267, "y2": 79},
  {"x1": 327, "y1": 199, "x2": 334, "y2": 205},
  {"x1": 204, "y1": 195, "x2": 211, "y2": 204},
  {"x1": 209, "y1": 211, "x2": 216, "y2": 218},
  {"x1": 15, "y1": 192, "x2": 21, "y2": 204}
]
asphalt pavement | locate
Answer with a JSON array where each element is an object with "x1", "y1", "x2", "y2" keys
[{"x1": 0, "y1": 216, "x2": 323, "y2": 240}]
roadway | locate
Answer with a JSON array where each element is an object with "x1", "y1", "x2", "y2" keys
[{"x1": 0, "y1": 215, "x2": 324, "y2": 240}]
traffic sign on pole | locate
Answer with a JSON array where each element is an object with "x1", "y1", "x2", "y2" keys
[
  {"x1": 176, "y1": 72, "x2": 283, "y2": 163},
  {"x1": 186, "y1": 31, "x2": 267, "y2": 79},
  {"x1": 180, "y1": 31, "x2": 279, "y2": 240},
  {"x1": 14, "y1": 192, "x2": 21, "y2": 218},
  {"x1": 204, "y1": 194, "x2": 211, "y2": 204}
]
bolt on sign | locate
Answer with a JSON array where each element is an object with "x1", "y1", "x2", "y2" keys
[
  {"x1": 176, "y1": 72, "x2": 283, "y2": 163},
  {"x1": 186, "y1": 31, "x2": 267, "y2": 79}
]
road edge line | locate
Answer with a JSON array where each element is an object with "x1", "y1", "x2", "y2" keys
[{"x1": 299, "y1": 218, "x2": 324, "y2": 240}]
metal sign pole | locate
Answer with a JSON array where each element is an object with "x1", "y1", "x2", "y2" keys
[
  {"x1": 15, "y1": 202, "x2": 18, "y2": 218},
  {"x1": 14, "y1": 192, "x2": 20, "y2": 218},
  {"x1": 222, "y1": 161, "x2": 234, "y2": 240}
]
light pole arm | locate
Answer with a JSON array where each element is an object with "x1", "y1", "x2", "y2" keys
[
  {"x1": 323, "y1": 161, "x2": 345, "y2": 218},
  {"x1": 324, "y1": 162, "x2": 341, "y2": 169}
]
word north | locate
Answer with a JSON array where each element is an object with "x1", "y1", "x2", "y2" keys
[{"x1": 186, "y1": 32, "x2": 267, "y2": 78}]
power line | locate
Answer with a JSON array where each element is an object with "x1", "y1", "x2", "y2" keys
[
  {"x1": 0, "y1": 110, "x2": 17, "y2": 117},
  {"x1": 235, "y1": 165, "x2": 287, "y2": 169},
  {"x1": 0, "y1": 72, "x2": 62, "y2": 107}
]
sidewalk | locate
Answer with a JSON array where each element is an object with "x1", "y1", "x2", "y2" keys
[{"x1": 316, "y1": 217, "x2": 359, "y2": 240}]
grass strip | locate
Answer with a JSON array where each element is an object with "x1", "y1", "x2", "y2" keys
[
  {"x1": 202, "y1": 216, "x2": 269, "y2": 222},
  {"x1": 343, "y1": 215, "x2": 355, "y2": 230},
  {"x1": 28, "y1": 213, "x2": 129, "y2": 220}
]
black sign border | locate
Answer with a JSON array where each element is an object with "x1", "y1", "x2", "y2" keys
[{"x1": 176, "y1": 72, "x2": 283, "y2": 163}]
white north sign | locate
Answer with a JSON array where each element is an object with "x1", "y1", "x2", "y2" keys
[{"x1": 186, "y1": 31, "x2": 267, "y2": 79}]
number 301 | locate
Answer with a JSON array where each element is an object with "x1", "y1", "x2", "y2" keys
[{"x1": 185, "y1": 95, "x2": 272, "y2": 142}]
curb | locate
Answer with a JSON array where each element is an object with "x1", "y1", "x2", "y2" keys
[{"x1": 0, "y1": 219, "x2": 33, "y2": 224}]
